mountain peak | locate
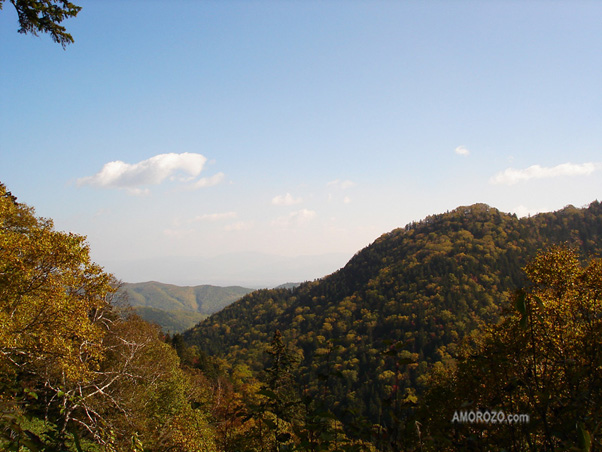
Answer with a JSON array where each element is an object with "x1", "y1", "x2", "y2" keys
[{"x1": 184, "y1": 200, "x2": 602, "y2": 427}]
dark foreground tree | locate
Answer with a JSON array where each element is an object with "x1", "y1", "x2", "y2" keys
[
  {"x1": 1, "y1": 0, "x2": 81, "y2": 47},
  {"x1": 417, "y1": 246, "x2": 602, "y2": 451}
]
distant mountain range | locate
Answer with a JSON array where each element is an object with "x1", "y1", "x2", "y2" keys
[
  {"x1": 103, "y1": 252, "x2": 352, "y2": 288},
  {"x1": 117, "y1": 282, "x2": 254, "y2": 333}
]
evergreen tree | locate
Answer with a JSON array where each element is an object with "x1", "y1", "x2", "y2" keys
[
  {"x1": 261, "y1": 330, "x2": 301, "y2": 451},
  {"x1": 1, "y1": 0, "x2": 82, "y2": 47}
]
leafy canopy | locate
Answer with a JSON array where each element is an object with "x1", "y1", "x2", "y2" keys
[
  {"x1": 0, "y1": 182, "x2": 113, "y2": 382},
  {"x1": 418, "y1": 246, "x2": 602, "y2": 451},
  {"x1": 0, "y1": 182, "x2": 219, "y2": 450}
]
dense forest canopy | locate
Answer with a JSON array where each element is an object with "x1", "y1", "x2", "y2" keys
[
  {"x1": 183, "y1": 201, "x2": 602, "y2": 450},
  {"x1": 417, "y1": 246, "x2": 602, "y2": 450}
]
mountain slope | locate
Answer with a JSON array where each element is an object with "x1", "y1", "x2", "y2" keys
[
  {"x1": 120, "y1": 281, "x2": 253, "y2": 314},
  {"x1": 183, "y1": 201, "x2": 602, "y2": 426},
  {"x1": 118, "y1": 282, "x2": 254, "y2": 333}
]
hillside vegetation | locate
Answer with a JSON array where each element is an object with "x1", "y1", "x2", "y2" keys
[
  {"x1": 130, "y1": 306, "x2": 208, "y2": 334},
  {"x1": 0, "y1": 183, "x2": 218, "y2": 450},
  {"x1": 3, "y1": 177, "x2": 602, "y2": 451},
  {"x1": 120, "y1": 282, "x2": 253, "y2": 314},
  {"x1": 183, "y1": 201, "x2": 602, "y2": 446},
  {"x1": 118, "y1": 282, "x2": 253, "y2": 333}
]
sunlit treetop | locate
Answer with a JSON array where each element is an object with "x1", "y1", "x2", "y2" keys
[{"x1": 0, "y1": 181, "x2": 115, "y2": 382}]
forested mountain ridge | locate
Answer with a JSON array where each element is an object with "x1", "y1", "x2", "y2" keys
[
  {"x1": 183, "y1": 201, "x2": 602, "y2": 429},
  {"x1": 118, "y1": 282, "x2": 254, "y2": 333},
  {"x1": 120, "y1": 281, "x2": 253, "y2": 314}
]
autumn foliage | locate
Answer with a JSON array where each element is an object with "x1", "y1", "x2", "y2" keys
[
  {"x1": 0, "y1": 183, "x2": 217, "y2": 450},
  {"x1": 419, "y1": 246, "x2": 602, "y2": 450},
  {"x1": 2, "y1": 181, "x2": 602, "y2": 451}
]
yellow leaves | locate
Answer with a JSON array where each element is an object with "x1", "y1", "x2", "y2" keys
[
  {"x1": 0, "y1": 183, "x2": 115, "y2": 380},
  {"x1": 166, "y1": 409, "x2": 218, "y2": 452},
  {"x1": 0, "y1": 183, "x2": 224, "y2": 450},
  {"x1": 524, "y1": 246, "x2": 582, "y2": 292},
  {"x1": 423, "y1": 246, "x2": 602, "y2": 449},
  {"x1": 424, "y1": 234, "x2": 453, "y2": 255},
  {"x1": 378, "y1": 370, "x2": 395, "y2": 383}
]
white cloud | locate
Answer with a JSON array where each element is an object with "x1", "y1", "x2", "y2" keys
[
  {"x1": 78, "y1": 153, "x2": 207, "y2": 189},
  {"x1": 272, "y1": 209, "x2": 317, "y2": 228},
  {"x1": 78, "y1": 153, "x2": 225, "y2": 194},
  {"x1": 193, "y1": 212, "x2": 237, "y2": 222},
  {"x1": 189, "y1": 172, "x2": 225, "y2": 189},
  {"x1": 490, "y1": 162, "x2": 600, "y2": 185},
  {"x1": 343, "y1": 196, "x2": 351, "y2": 204},
  {"x1": 272, "y1": 193, "x2": 302, "y2": 206},
  {"x1": 163, "y1": 228, "x2": 196, "y2": 238},
  {"x1": 327, "y1": 179, "x2": 355, "y2": 189},
  {"x1": 512, "y1": 205, "x2": 550, "y2": 218},
  {"x1": 224, "y1": 221, "x2": 254, "y2": 231},
  {"x1": 126, "y1": 187, "x2": 150, "y2": 196},
  {"x1": 455, "y1": 145, "x2": 470, "y2": 156}
]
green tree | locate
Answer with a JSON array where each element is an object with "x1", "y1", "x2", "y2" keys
[
  {"x1": 0, "y1": 183, "x2": 219, "y2": 450},
  {"x1": 0, "y1": 182, "x2": 115, "y2": 447},
  {"x1": 1, "y1": 0, "x2": 81, "y2": 47},
  {"x1": 0, "y1": 182, "x2": 113, "y2": 387},
  {"x1": 256, "y1": 330, "x2": 302, "y2": 451},
  {"x1": 94, "y1": 315, "x2": 218, "y2": 450}
]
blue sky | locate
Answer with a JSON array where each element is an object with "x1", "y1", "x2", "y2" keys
[{"x1": 1, "y1": 1, "x2": 601, "y2": 286}]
